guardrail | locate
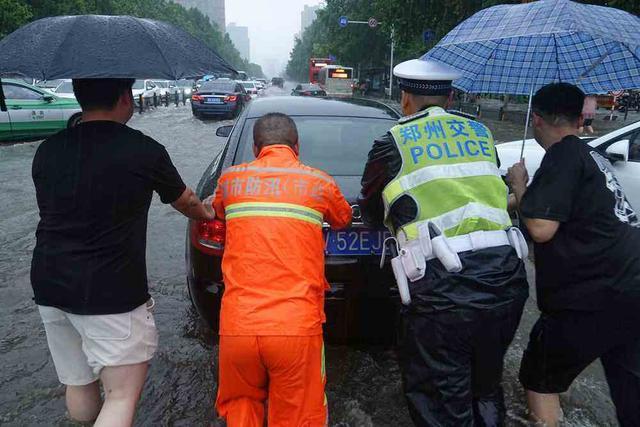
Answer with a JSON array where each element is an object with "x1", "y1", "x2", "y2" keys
[{"x1": 137, "y1": 90, "x2": 189, "y2": 114}]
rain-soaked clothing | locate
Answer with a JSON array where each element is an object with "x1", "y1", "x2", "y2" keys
[
  {"x1": 216, "y1": 335, "x2": 327, "y2": 427},
  {"x1": 212, "y1": 144, "x2": 351, "y2": 426},
  {"x1": 359, "y1": 109, "x2": 528, "y2": 426},
  {"x1": 212, "y1": 144, "x2": 352, "y2": 336}
]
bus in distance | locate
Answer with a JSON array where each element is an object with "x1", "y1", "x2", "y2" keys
[
  {"x1": 317, "y1": 65, "x2": 354, "y2": 97},
  {"x1": 309, "y1": 58, "x2": 333, "y2": 84}
]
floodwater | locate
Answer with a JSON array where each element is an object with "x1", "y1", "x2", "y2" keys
[{"x1": 0, "y1": 84, "x2": 619, "y2": 426}]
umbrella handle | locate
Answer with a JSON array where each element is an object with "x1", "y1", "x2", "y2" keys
[{"x1": 520, "y1": 86, "x2": 534, "y2": 160}]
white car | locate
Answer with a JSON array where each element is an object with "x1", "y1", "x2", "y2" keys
[
  {"x1": 497, "y1": 120, "x2": 640, "y2": 209},
  {"x1": 254, "y1": 81, "x2": 267, "y2": 96},
  {"x1": 239, "y1": 81, "x2": 259, "y2": 99},
  {"x1": 132, "y1": 79, "x2": 159, "y2": 105},
  {"x1": 153, "y1": 80, "x2": 173, "y2": 96}
]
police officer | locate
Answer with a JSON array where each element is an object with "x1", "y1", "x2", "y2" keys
[{"x1": 358, "y1": 59, "x2": 529, "y2": 426}]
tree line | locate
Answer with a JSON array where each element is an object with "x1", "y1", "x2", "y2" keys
[
  {"x1": 0, "y1": 0, "x2": 265, "y2": 78},
  {"x1": 286, "y1": 0, "x2": 640, "y2": 82}
]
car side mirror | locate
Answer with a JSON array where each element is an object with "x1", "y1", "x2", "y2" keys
[
  {"x1": 216, "y1": 125, "x2": 233, "y2": 138},
  {"x1": 606, "y1": 139, "x2": 630, "y2": 163},
  {"x1": 43, "y1": 95, "x2": 54, "y2": 103}
]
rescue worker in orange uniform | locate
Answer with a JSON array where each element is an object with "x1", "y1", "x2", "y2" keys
[{"x1": 212, "y1": 112, "x2": 352, "y2": 427}]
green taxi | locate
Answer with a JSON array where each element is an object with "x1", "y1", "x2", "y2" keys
[{"x1": 0, "y1": 79, "x2": 82, "y2": 142}]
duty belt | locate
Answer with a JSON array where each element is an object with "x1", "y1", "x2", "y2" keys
[{"x1": 382, "y1": 225, "x2": 528, "y2": 306}]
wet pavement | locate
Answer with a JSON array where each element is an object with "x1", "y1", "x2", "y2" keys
[{"x1": 0, "y1": 84, "x2": 621, "y2": 426}]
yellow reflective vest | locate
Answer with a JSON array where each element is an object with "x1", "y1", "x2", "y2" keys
[{"x1": 382, "y1": 107, "x2": 511, "y2": 240}]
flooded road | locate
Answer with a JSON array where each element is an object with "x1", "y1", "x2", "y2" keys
[{"x1": 0, "y1": 85, "x2": 618, "y2": 426}]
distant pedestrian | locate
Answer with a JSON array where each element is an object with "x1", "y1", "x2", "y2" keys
[
  {"x1": 507, "y1": 82, "x2": 640, "y2": 427},
  {"x1": 31, "y1": 78, "x2": 214, "y2": 426},
  {"x1": 579, "y1": 94, "x2": 597, "y2": 134}
]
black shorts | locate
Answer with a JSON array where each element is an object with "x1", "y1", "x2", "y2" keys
[
  {"x1": 583, "y1": 118, "x2": 594, "y2": 126},
  {"x1": 519, "y1": 293, "x2": 640, "y2": 394}
]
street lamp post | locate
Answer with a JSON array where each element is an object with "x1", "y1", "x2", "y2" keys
[{"x1": 338, "y1": 16, "x2": 395, "y2": 99}]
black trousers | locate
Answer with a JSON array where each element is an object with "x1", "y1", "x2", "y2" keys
[{"x1": 400, "y1": 299, "x2": 526, "y2": 427}]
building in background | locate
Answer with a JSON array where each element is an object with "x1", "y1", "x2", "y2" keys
[
  {"x1": 227, "y1": 23, "x2": 250, "y2": 62},
  {"x1": 172, "y1": 0, "x2": 226, "y2": 31},
  {"x1": 301, "y1": 5, "x2": 320, "y2": 34}
]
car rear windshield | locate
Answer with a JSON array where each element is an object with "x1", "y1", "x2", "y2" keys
[
  {"x1": 201, "y1": 82, "x2": 235, "y2": 92},
  {"x1": 301, "y1": 84, "x2": 321, "y2": 91},
  {"x1": 241, "y1": 82, "x2": 255, "y2": 89},
  {"x1": 236, "y1": 117, "x2": 395, "y2": 175}
]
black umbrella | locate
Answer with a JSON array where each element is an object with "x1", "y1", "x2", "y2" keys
[
  {"x1": 0, "y1": 15, "x2": 237, "y2": 80},
  {"x1": 0, "y1": 15, "x2": 237, "y2": 109}
]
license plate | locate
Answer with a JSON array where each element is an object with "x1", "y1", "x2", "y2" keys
[
  {"x1": 205, "y1": 98, "x2": 222, "y2": 104},
  {"x1": 323, "y1": 229, "x2": 391, "y2": 256}
]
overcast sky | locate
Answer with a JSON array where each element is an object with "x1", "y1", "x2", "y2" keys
[{"x1": 226, "y1": 0, "x2": 324, "y2": 77}]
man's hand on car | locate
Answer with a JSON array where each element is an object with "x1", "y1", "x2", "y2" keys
[{"x1": 172, "y1": 187, "x2": 215, "y2": 221}]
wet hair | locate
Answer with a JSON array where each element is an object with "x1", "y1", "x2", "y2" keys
[
  {"x1": 532, "y1": 83, "x2": 585, "y2": 126},
  {"x1": 253, "y1": 112, "x2": 298, "y2": 149},
  {"x1": 72, "y1": 78, "x2": 135, "y2": 112}
]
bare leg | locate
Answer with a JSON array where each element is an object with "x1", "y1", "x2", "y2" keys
[
  {"x1": 94, "y1": 362, "x2": 149, "y2": 427},
  {"x1": 526, "y1": 390, "x2": 562, "y2": 426},
  {"x1": 66, "y1": 381, "x2": 102, "y2": 423},
  {"x1": 586, "y1": 125, "x2": 594, "y2": 134}
]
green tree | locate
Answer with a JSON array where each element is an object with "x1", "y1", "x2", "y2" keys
[{"x1": 0, "y1": 0, "x2": 33, "y2": 37}]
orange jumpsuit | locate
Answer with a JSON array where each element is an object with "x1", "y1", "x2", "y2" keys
[{"x1": 212, "y1": 144, "x2": 352, "y2": 427}]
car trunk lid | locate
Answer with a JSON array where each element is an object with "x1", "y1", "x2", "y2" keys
[{"x1": 323, "y1": 175, "x2": 394, "y2": 300}]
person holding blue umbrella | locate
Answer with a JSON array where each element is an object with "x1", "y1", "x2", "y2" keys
[
  {"x1": 358, "y1": 58, "x2": 529, "y2": 426},
  {"x1": 507, "y1": 82, "x2": 640, "y2": 427}
]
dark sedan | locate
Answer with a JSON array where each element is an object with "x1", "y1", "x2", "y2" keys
[
  {"x1": 292, "y1": 83, "x2": 327, "y2": 97},
  {"x1": 191, "y1": 80, "x2": 250, "y2": 119},
  {"x1": 186, "y1": 97, "x2": 402, "y2": 344}
]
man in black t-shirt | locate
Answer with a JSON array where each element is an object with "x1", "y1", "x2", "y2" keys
[
  {"x1": 507, "y1": 83, "x2": 640, "y2": 427},
  {"x1": 31, "y1": 78, "x2": 214, "y2": 425}
]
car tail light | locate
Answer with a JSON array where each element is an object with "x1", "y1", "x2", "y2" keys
[
  {"x1": 224, "y1": 95, "x2": 238, "y2": 102},
  {"x1": 302, "y1": 91, "x2": 312, "y2": 96},
  {"x1": 192, "y1": 94, "x2": 203, "y2": 102},
  {"x1": 191, "y1": 218, "x2": 225, "y2": 256}
]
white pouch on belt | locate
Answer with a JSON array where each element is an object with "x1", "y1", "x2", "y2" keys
[
  {"x1": 507, "y1": 227, "x2": 529, "y2": 260},
  {"x1": 399, "y1": 244, "x2": 426, "y2": 282},
  {"x1": 428, "y1": 222, "x2": 463, "y2": 273},
  {"x1": 380, "y1": 236, "x2": 420, "y2": 305},
  {"x1": 391, "y1": 256, "x2": 412, "y2": 305}
]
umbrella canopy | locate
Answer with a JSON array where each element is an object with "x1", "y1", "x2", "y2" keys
[
  {"x1": 423, "y1": 0, "x2": 640, "y2": 95},
  {"x1": 0, "y1": 15, "x2": 237, "y2": 80}
]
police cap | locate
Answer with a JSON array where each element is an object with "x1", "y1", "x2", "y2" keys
[{"x1": 393, "y1": 59, "x2": 462, "y2": 96}]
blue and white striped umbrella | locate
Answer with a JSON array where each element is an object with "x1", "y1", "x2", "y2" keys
[{"x1": 423, "y1": 0, "x2": 640, "y2": 95}]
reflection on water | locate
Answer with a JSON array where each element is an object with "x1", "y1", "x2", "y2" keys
[{"x1": 0, "y1": 86, "x2": 616, "y2": 425}]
